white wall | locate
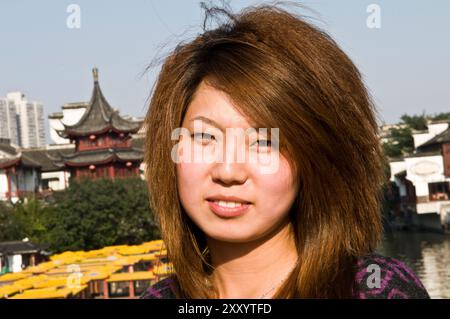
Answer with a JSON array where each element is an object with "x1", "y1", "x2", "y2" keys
[
  {"x1": 389, "y1": 160, "x2": 407, "y2": 196},
  {"x1": 414, "y1": 133, "x2": 434, "y2": 148},
  {"x1": 48, "y1": 106, "x2": 86, "y2": 144},
  {"x1": 389, "y1": 161, "x2": 406, "y2": 182},
  {"x1": 405, "y1": 155, "x2": 445, "y2": 197},
  {"x1": 62, "y1": 107, "x2": 86, "y2": 126},
  {"x1": 413, "y1": 123, "x2": 448, "y2": 148},
  {"x1": 42, "y1": 170, "x2": 70, "y2": 190},
  {"x1": 406, "y1": 156, "x2": 444, "y2": 179},
  {"x1": 0, "y1": 172, "x2": 9, "y2": 200},
  {"x1": 9, "y1": 254, "x2": 22, "y2": 273},
  {"x1": 0, "y1": 168, "x2": 40, "y2": 200},
  {"x1": 417, "y1": 201, "x2": 450, "y2": 223},
  {"x1": 49, "y1": 117, "x2": 70, "y2": 144},
  {"x1": 417, "y1": 202, "x2": 441, "y2": 214}
]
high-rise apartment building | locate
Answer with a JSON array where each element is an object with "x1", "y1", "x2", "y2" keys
[
  {"x1": 0, "y1": 97, "x2": 19, "y2": 146},
  {"x1": 0, "y1": 92, "x2": 46, "y2": 148}
]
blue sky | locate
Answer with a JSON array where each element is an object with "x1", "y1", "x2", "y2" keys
[{"x1": 1, "y1": 0, "x2": 449, "y2": 143}]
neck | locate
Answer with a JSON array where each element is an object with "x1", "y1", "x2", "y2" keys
[{"x1": 207, "y1": 218, "x2": 298, "y2": 299}]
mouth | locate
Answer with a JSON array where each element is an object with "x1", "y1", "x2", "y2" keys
[
  {"x1": 206, "y1": 198, "x2": 252, "y2": 218},
  {"x1": 205, "y1": 195, "x2": 252, "y2": 205}
]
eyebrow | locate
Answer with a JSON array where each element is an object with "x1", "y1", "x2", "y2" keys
[
  {"x1": 189, "y1": 115, "x2": 262, "y2": 132},
  {"x1": 189, "y1": 116, "x2": 225, "y2": 132}
]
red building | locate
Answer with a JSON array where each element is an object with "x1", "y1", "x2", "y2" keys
[{"x1": 56, "y1": 68, "x2": 143, "y2": 181}]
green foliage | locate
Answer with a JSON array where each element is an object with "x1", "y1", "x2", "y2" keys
[
  {"x1": 382, "y1": 126, "x2": 414, "y2": 158},
  {"x1": 429, "y1": 112, "x2": 450, "y2": 121},
  {"x1": 400, "y1": 113, "x2": 428, "y2": 131},
  {"x1": 11, "y1": 197, "x2": 53, "y2": 244},
  {"x1": 0, "y1": 201, "x2": 15, "y2": 241},
  {"x1": 46, "y1": 177, "x2": 159, "y2": 253},
  {"x1": 0, "y1": 197, "x2": 52, "y2": 243},
  {"x1": 0, "y1": 177, "x2": 159, "y2": 254}
]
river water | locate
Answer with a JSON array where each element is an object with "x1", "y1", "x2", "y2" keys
[{"x1": 377, "y1": 230, "x2": 450, "y2": 299}]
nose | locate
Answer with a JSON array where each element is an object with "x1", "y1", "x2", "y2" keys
[
  {"x1": 210, "y1": 140, "x2": 249, "y2": 186},
  {"x1": 211, "y1": 161, "x2": 248, "y2": 186}
]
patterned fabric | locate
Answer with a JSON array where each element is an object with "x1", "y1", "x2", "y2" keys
[
  {"x1": 140, "y1": 253, "x2": 430, "y2": 299},
  {"x1": 141, "y1": 275, "x2": 181, "y2": 299},
  {"x1": 354, "y1": 254, "x2": 429, "y2": 299}
]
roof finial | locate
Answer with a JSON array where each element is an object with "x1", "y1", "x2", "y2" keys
[{"x1": 93, "y1": 67, "x2": 99, "y2": 83}]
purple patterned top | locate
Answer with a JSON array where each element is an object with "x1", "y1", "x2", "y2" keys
[{"x1": 141, "y1": 254, "x2": 430, "y2": 299}]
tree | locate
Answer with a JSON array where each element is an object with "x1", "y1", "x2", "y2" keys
[
  {"x1": 114, "y1": 178, "x2": 160, "y2": 245},
  {"x1": 382, "y1": 113, "x2": 427, "y2": 158},
  {"x1": 46, "y1": 177, "x2": 159, "y2": 253},
  {"x1": 400, "y1": 113, "x2": 427, "y2": 131},
  {"x1": 0, "y1": 197, "x2": 53, "y2": 243},
  {"x1": 429, "y1": 112, "x2": 450, "y2": 122},
  {"x1": 0, "y1": 201, "x2": 15, "y2": 241},
  {"x1": 9, "y1": 197, "x2": 53, "y2": 244}
]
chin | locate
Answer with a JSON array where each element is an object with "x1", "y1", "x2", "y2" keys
[
  {"x1": 202, "y1": 225, "x2": 264, "y2": 243},
  {"x1": 207, "y1": 234, "x2": 256, "y2": 243}
]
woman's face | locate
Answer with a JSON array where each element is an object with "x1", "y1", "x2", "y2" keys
[{"x1": 176, "y1": 80, "x2": 299, "y2": 243}]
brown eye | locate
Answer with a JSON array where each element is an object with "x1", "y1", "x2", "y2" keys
[
  {"x1": 257, "y1": 139, "x2": 271, "y2": 147},
  {"x1": 251, "y1": 139, "x2": 271, "y2": 148},
  {"x1": 191, "y1": 132, "x2": 215, "y2": 142}
]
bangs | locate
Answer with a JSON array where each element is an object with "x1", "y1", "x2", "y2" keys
[{"x1": 189, "y1": 40, "x2": 295, "y2": 160}]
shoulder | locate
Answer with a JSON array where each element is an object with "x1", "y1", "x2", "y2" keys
[
  {"x1": 140, "y1": 275, "x2": 179, "y2": 299},
  {"x1": 354, "y1": 253, "x2": 430, "y2": 299}
]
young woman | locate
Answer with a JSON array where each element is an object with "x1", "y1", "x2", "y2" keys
[{"x1": 141, "y1": 4, "x2": 429, "y2": 299}]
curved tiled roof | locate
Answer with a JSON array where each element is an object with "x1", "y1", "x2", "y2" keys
[
  {"x1": 57, "y1": 68, "x2": 142, "y2": 137},
  {"x1": 0, "y1": 241, "x2": 48, "y2": 255},
  {"x1": 21, "y1": 147, "x2": 75, "y2": 172},
  {"x1": 61, "y1": 148, "x2": 143, "y2": 167},
  {"x1": 0, "y1": 140, "x2": 42, "y2": 169}
]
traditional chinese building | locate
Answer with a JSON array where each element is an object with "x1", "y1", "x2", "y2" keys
[
  {"x1": 54, "y1": 68, "x2": 144, "y2": 181},
  {"x1": 389, "y1": 119, "x2": 450, "y2": 231},
  {"x1": 0, "y1": 240, "x2": 49, "y2": 274},
  {"x1": 0, "y1": 138, "x2": 42, "y2": 202}
]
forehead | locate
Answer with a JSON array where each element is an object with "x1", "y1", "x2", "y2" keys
[{"x1": 183, "y1": 81, "x2": 255, "y2": 128}]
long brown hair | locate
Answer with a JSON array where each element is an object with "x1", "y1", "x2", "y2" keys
[{"x1": 144, "y1": 2, "x2": 386, "y2": 298}]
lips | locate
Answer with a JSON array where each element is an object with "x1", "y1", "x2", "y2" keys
[
  {"x1": 207, "y1": 200, "x2": 251, "y2": 218},
  {"x1": 206, "y1": 195, "x2": 252, "y2": 218}
]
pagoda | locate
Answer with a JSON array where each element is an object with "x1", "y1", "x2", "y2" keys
[{"x1": 56, "y1": 68, "x2": 143, "y2": 181}]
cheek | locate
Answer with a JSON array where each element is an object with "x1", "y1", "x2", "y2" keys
[
  {"x1": 252, "y1": 158, "x2": 298, "y2": 218},
  {"x1": 176, "y1": 162, "x2": 208, "y2": 207}
]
